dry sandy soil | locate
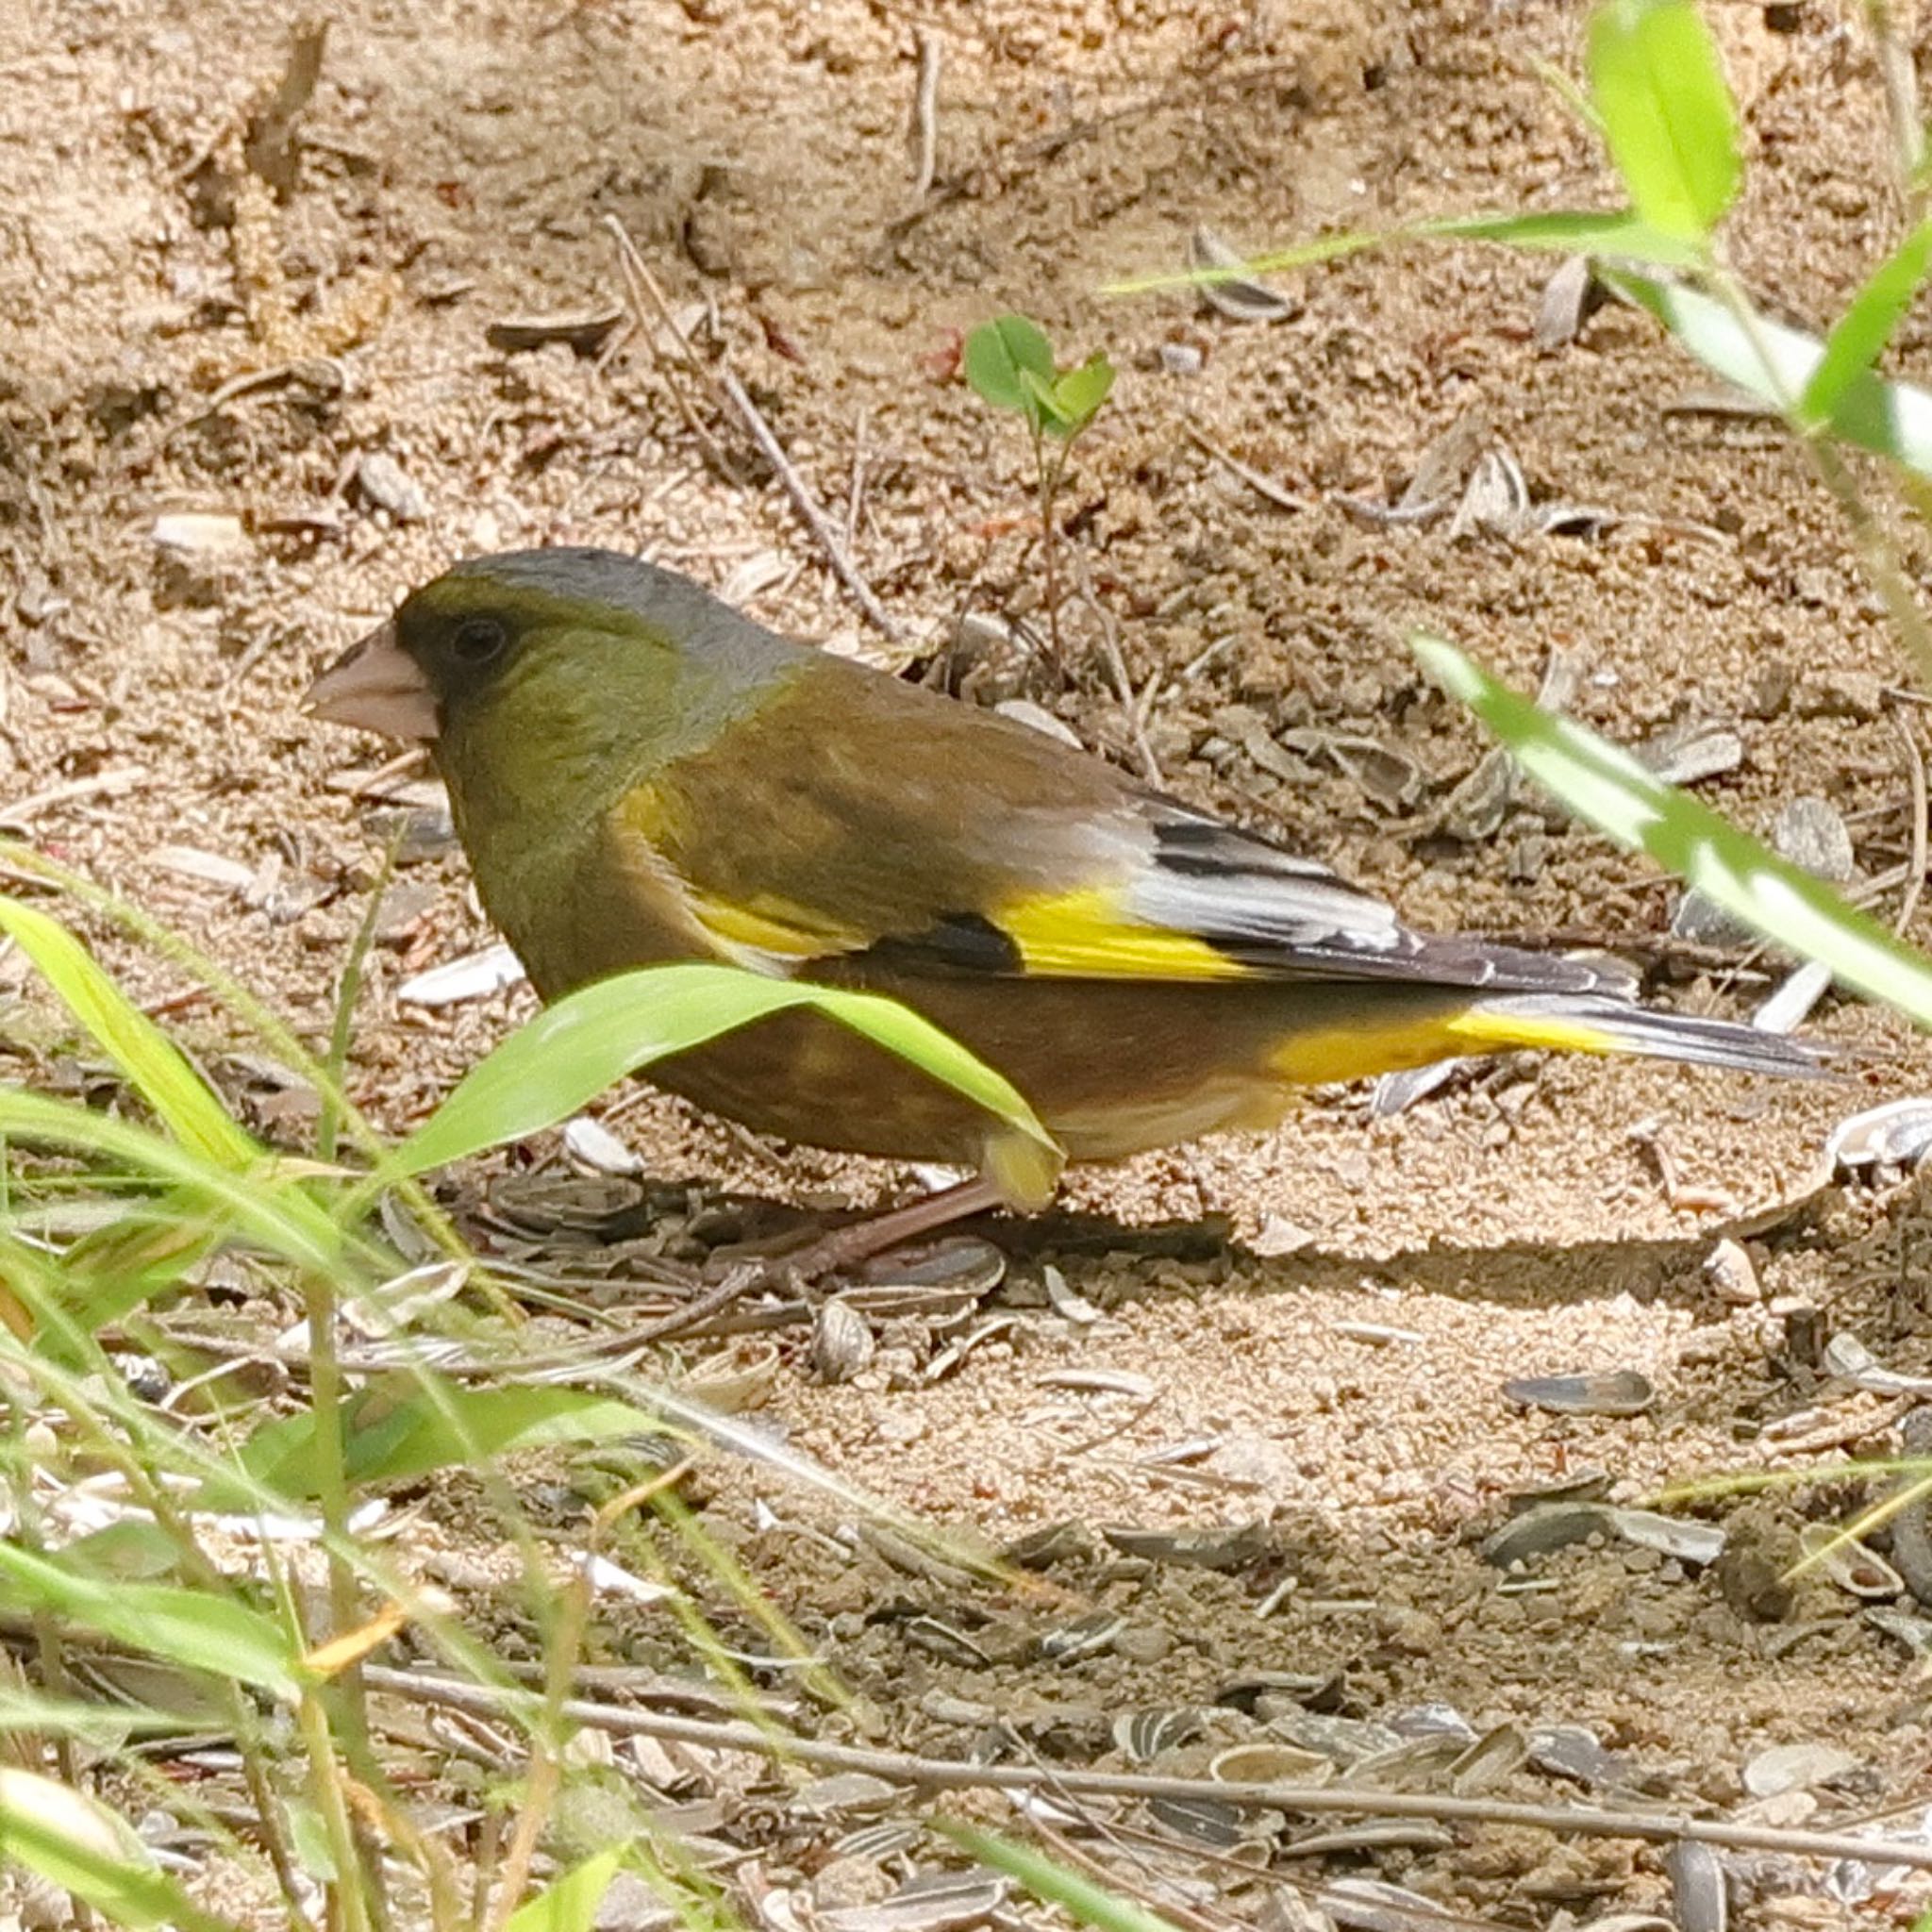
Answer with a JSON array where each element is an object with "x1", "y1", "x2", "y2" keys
[{"x1": 9, "y1": 0, "x2": 1932, "y2": 1925}]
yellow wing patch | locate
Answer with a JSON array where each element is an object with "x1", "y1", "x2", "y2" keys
[
  {"x1": 997, "y1": 886, "x2": 1252, "y2": 982},
  {"x1": 689, "y1": 891, "x2": 867, "y2": 965}
]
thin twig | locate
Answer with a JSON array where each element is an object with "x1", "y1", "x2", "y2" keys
[
  {"x1": 844, "y1": 407, "x2": 870, "y2": 551},
  {"x1": 1185, "y1": 425, "x2": 1311, "y2": 511},
  {"x1": 909, "y1": 29, "x2": 941, "y2": 197},
  {"x1": 1864, "y1": 0, "x2": 1926, "y2": 210},
  {"x1": 358, "y1": 1667, "x2": 1932, "y2": 1871},
  {"x1": 0, "y1": 766, "x2": 149, "y2": 830},
  {"x1": 1892, "y1": 702, "x2": 1927, "y2": 938},
  {"x1": 716, "y1": 368, "x2": 908, "y2": 646},
  {"x1": 603, "y1": 215, "x2": 743, "y2": 486}
]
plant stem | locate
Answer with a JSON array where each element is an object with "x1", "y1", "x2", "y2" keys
[{"x1": 1034, "y1": 425, "x2": 1063, "y2": 662}]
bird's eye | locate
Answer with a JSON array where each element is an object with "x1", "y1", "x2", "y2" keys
[{"x1": 450, "y1": 617, "x2": 508, "y2": 666}]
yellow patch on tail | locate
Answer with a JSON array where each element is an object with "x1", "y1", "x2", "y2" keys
[{"x1": 1268, "y1": 1005, "x2": 1621, "y2": 1086}]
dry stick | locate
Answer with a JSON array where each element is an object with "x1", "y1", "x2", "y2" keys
[
  {"x1": 716, "y1": 368, "x2": 908, "y2": 647},
  {"x1": 358, "y1": 1667, "x2": 1932, "y2": 1872},
  {"x1": 1892, "y1": 703, "x2": 1928, "y2": 939},
  {"x1": 603, "y1": 216, "x2": 744, "y2": 487},
  {"x1": 1185, "y1": 425, "x2": 1312, "y2": 512},
  {"x1": 909, "y1": 28, "x2": 941, "y2": 197},
  {"x1": 1864, "y1": 0, "x2": 1926, "y2": 208},
  {"x1": 845, "y1": 407, "x2": 871, "y2": 551}
]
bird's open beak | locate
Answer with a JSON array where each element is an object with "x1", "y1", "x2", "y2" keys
[{"x1": 306, "y1": 621, "x2": 441, "y2": 741}]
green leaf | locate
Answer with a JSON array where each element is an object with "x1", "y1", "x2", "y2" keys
[
  {"x1": 0, "y1": 1769, "x2": 231, "y2": 1932},
  {"x1": 0, "y1": 1544, "x2": 302, "y2": 1702},
  {"x1": 1101, "y1": 209, "x2": 1702, "y2": 297},
  {"x1": 507, "y1": 1850, "x2": 626, "y2": 1932},
  {"x1": 963, "y1": 315, "x2": 1057, "y2": 416},
  {"x1": 389, "y1": 962, "x2": 1060, "y2": 1202},
  {"x1": 227, "y1": 1380, "x2": 675, "y2": 1496},
  {"x1": 1412, "y1": 631, "x2": 1932, "y2": 1028},
  {"x1": 1587, "y1": 0, "x2": 1740, "y2": 243},
  {"x1": 0, "y1": 895, "x2": 258, "y2": 1171},
  {"x1": 1020, "y1": 366, "x2": 1074, "y2": 429},
  {"x1": 1049, "y1": 354, "x2": 1116, "y2": 434},
  {"x1": 940, "y1": 1823, "x2": 1184, "y2": 1932},
  {"x1": 1800, "y1": 217, "x2": 1932, "y2": 428},
  {"x1": 1608, "y1": 268, "x2": 1932, "y2": 474}
]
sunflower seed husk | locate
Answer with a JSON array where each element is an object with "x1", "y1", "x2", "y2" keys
[
  {"x1": 1606, "y1": 1507, "x2": 1725, "y2": 1565},
  {"x1": 1210, "y1": 1741, "x2": 1334, "y2": 1786},
  {"x1": 1822, "y1": 1332, "x2": 1932, "y2": 1397},
  {"x1": 562, "y1": 1116, "x2": 642, "y2": 1176},
  {"x1": 1286, "y1": 1821, "x2": 1456, "y2": 1857},
  {"x1": 1797, "y1": 1522, "x2": 1902, "y2": 1599},
  {"x1": 1189, "y1": 227, "x2": 1294, "y2": 323},
  {"x1": 1147, "y1": 1793, "x2": 1249, "y2": 1848},
  {"x1": 1038, "y1": 1611, "x2": 1124, "y2": 1662},
  {"x1": 1704, "y1": 1239, "x2": 1761, "y2": 1306},
  {"x1": 1866, "y1": 1604, "x2": 1932, "y2": 1652},
  {"x1": 819, "y1": 1871, "x2": 1008, "y2": 1932},
  {"x1": 1741, "y1": 1740, "x2": 1858, "y2": 1798},
  {"x1": 485, "y1": 308, "x2": 625, "y2": 356},
  {"x1": 1103, "y1": 1523, "x2": 1269, "y2": 1572},
  {"x1": 1265, "y1": 1709, "x2": 1402, "y2": 1766},
  {"x1": 1341, "y1": 1735, "x2": 1466, "y2": 1789},
  {"x1": 1534, "y1": 253, "x2": 1602, "y2": 348},
  {"x1": 1114, "y1": 1708, "x2": 1203, "y2": 1763},
  {"x1": 1504, "y1": 1369, "x2": 1656, "y2": 1416},
  {"x1": 1320, "y1": 1877, "x2": 1460, "y2": 1930},
  {"x1": 1447, "y1": 448, "x2": 1531, "y2": 539},
  {"x1": 1637, "y1": 719, "x2": 1744, "y2": 786},
  {"x1": 1000, "y1": 1521, "x2": 1093, "y2": 1569},
  {"x1": 810, "y1": 1299, "x2": 874, "y2": 1384},
  {"x1": 1666, "y1": 1840, "x2": 1728, "y2": 1932},
  {"x1": 1448, "y1": 1724, "x2": 1527, "y2": 1793},
  {"x1": 1527, "y1": 1724, "x2": 1629, "y2": 1788},
  {"x1": 904, "y1": 1617, "x2": 991, "y2": 1669},
  {"x1": 1217, "y1": 1672, "x2": 1341, "y2": 1713},
  {"x1": 1038, "y1": 1368, "x2": 1156, "y2": 1400},
  {"x1": 397, "y1": 941, "x2": 527, "y2": 1007},
  {"x1": 792, "y1": 1774, "x2": 900, "y2": 1818},
  {"x1": 1505, "y1": 1469, "x2": 1614, "y2": 1512},
  {"x1": 1827, "y1": 1097, "x2": 1932, "y2": 1175},
  {"x1": 1042, "y1": 1264, "x2": 1102, "y2": 1324}
]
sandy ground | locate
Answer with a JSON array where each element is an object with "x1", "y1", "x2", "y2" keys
[{"x1": 9, "y1": 0, "x2": 1932, "y2": 1924}]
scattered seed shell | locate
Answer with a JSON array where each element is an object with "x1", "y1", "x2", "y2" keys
[
  {"x1": 1822, "y1": 1332, "x2": 1932, "y2": 1397},
  {"x1": 1797, "y1": 1522, "x2": 1902, "y2": 1600},
  {"x1": 484, "y1": 308, "x2": 625, "y2": 356},
  {"x1": 1286, "y1": 1820, "x2": 1456, "y2": 1857},
  {"x1": 1534, "y1": 253, "x2": 1602, "y2": 347},
  {"x1": 1041, "y1": 1264, "x2": 1102, "y2": 1324},
  {"x1": 1113, "y1": 1708, "x2": 1203, "y2": 1763},
  {"x1": 1210, "y1": 1741, "x2": 1334, "y2": 1786},
  {"x1": 152, "y1": 511, "x2": 247, "y2": 554},
  {"x1": 1826, "y1": 1097, "x2": 1932, "y2": 1175},
  {"x1": 1321, "y1": 1877, "x2": 1460, "y2": 1929},
  {"x1": 1103, "y1": 1523, "x2": 1269, "y2": 1572},
  {"x1": 1189, "y1": 226, "x2": 1294, "y2": 322},
  {"x1": 1605, "y1": 1507, "x2": 1725, "y2": 1566},
  {"x1": 1527, "y1": 1724, "x2": 1628, "y2": 1788},
  {"x1": 1505, "y1": 1469, "x2": 1613, "y2": 1512},
  {"x1": 1504, "y1": 1368, "x2": 1655, "y2": 1416},
  {"x1": 1038, "y1": 1610, "x2": 1124, "y2": 1662},
  {"x1": 810, "y1": 1299, "x2": 875, "y2": 1384},
  {"x1": 1742, "y1": 1740, "x2": 1858, "y2": 1798},
  {"x1": 1637, "y1": 719, "x2": 1744, "y2": 786},
  {"x1": 1703, "y1": 1238, "x2": 1761, "y2": 1306},
  {"x1": 396, "y1": 941, "x2": 527, "y2": 1007},
  {"x1": 561, "y1": 1115, "x2": 642, "y2": 1176},
  {"x1": 1037, "y1": 1367, "x2": 1156, "y2": 1400},
  {"x1": 1147, "y1": 1793, "x2": 1251, "y2": 1848},
  {"x1": 1447, "y1": 1724, "x2": 1527, "y2": 1793},
  {"x1": 819, "y1": 1871, "x2": 1008, "y2": 1932},
  {"x1": 1665, "y1": 1840, "x2": 1728, "y2": 1932}
]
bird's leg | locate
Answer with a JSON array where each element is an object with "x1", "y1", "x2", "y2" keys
[
  {"x1": 781, "y1": 1175, "x2": 1008, "y2": 1281},
  {"x1": 702, "y1": 1175, "x2": 1009, "y2": 1287}
]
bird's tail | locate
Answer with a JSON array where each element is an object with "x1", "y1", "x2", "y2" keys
[{"x1": 1448, "y1": 992, "x2": 1829, "y2": 1079}]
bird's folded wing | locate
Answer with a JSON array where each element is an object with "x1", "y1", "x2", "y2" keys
[{"x1": 609, "y1": 671, "x2": 1625, "y2": 998}]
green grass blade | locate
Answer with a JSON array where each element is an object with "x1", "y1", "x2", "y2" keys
[
  {"x1": 0, "y1": 1543, "x2": 302, "y2": 1701},
  {"x1": 1587, "y1": 0, "x2": 1739, "y2": 242},
  {"x1": 1102, "y1": 210, "x2": 1700, "y2": 296},
  {"x1": 0, "y1": 895, "x2": 258, "y2": 1170},
  {"x1": 1608, "y1": 267, "x2": 1932, "y2": 473},
  {"x1": 388, "y1": 961, "x2": 1059, "y2": 1188},
  {"x1": 939, "y1": 1824, "x2": 1184, "y2": 1932},
  {"x1": 1413, "y1": 631, "x2": 1932, "y2": 1026},
  {"x1": 1799, "y1": 216, "x2": 1932, "y2": 427},
  {"x1": 224, "y1": 1381, "x2": 676, "y2": 1498},
  {"x1": 505, "y1": 1850, "x2": 625, "y2": 1932},
  {"x1": 0, "y1": 1768, "x2": 235, "y2": 1932}
]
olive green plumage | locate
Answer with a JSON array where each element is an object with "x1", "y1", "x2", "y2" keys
[{"x1": 308, "y1": 547, "x2": 1822, "y2": 1209}]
